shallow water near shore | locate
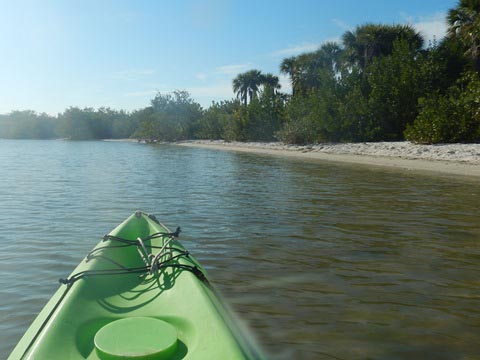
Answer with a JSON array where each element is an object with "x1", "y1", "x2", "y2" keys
[{"x1": 1, "y1": 140, "x2": 479, "y2": 359}]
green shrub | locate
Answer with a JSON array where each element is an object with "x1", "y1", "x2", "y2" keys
[{"x1": 405, "y1": 72, "x2": 480, "y2": 143}]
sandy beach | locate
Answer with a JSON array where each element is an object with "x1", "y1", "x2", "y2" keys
[{"x1": 176, "y1": 140, "x2": 480, "y2": 178}]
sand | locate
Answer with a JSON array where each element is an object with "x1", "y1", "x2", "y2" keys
[{"x1": 175, "y1": 140, "x2": 480, "y2": 178}]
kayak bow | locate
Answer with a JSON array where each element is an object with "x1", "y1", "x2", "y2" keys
[{"x1": 9, "y1": 211, "x2": 263, "y2": 360}]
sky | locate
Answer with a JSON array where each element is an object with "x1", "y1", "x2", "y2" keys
[{"x1": 0, "y1": 0, "x2": 458, "y2": 115}]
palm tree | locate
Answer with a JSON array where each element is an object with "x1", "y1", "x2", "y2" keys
[
  {"x1": 260, "y1": 73, "x2": 281, "y2": 95},
  {"x1": 280, "y1": 57, "x2": 300, "y2": 96},
  {"x1": 316, "y1": 42, "x2": 343, "y2": 73},
  {"x1": 280, "y1": 42, "x2": 342, "y2": 95},
  {"x1": 300, "y1": 42, "x2": 343, "y2": 91},
  {"x1": 342, "y1": 23, "x2": 424, "y2": 72},
  {"x1": 448, "y1": 0, "x2": 480, "y2": 71},
  {"x1": 232, "y1": 70, "x2": 263, "y2": 106},
  {"x1": 232, "y1": 73, "x2": 249, "y2": 106}
]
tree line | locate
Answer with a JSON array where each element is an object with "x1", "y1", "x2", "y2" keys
[
  {"x1": 0, "y1": 108, "x2": 138, "y2": 140},
  {"x1": 1, "y1": 0, "x2": 479, "y2": 144}
]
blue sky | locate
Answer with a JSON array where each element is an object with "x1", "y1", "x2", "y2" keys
[{"x1": 0, "y1": 0, "x2": 457, "y2": 114}]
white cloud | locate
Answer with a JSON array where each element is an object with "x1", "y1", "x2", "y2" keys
[
  {"x1": 332, "y1": 18, "x2": 350, "y2": 31},
  {"x1": 402, "y1": 12, "x2": 447, "y2": 44},
  {"x1": 271, "y1": 43, "x2": 320, "y2": 57},
  {"x1": 270, "y1": 37, "x2": 341, "y2": 58}
]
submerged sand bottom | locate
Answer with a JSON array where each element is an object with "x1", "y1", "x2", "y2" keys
[{"x1": 175, "y1": 140, "x2": 480, "y2": 178}]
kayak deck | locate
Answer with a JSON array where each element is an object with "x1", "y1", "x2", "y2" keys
[{"x1": 9, "y1": 212, "x2": 262, "y2": 359}]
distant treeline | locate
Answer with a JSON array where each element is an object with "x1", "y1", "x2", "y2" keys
[
  {"x1": 0, "y1": 108, "x2": 138, "y2": 140},
  {"x1": 1, "y1": 1, "x2": 480, "y2": 144}
]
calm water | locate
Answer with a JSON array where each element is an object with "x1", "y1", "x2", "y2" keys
[{"x1": 1, "y1": 140, "x2": 479, "y2": 359}]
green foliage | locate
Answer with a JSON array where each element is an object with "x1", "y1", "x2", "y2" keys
[
  {"x1": 447, "y1": 0, "x2": 480, "y2": 71},
  {"x1": 0, "y1": 108, "x2": 139, "y2": 140},
  {"x1": 0, "y1": 111, "x2": 57, "y2": 139},
  {"x1": 134, "y1": 90, "x2": 203, "y2": 141},
  {"x1": 280, "y1": 57, "x2": 300, "y2": 95},
  {"x1": 276, "y1": 21, "x2": 480, "y2": 145},
  {"x1": 111, "y1": 109, "x2": 139, "y2": 139},
  {"x1": 195, "y1": 100, "x2": 240, "y2": 140},
  {"x1": 404, "y1": 93, "x2": 457, "y2": 144},
  {"x1": 227, "y1": 69, "x2": 286, "y2": 141},
  {"x1": 277, "y1": 24, "x2": 430, "y2": 144},
  {"x1": 342, "y1": 23, "x2": 424, "y2": 72},
  {"x1": 223, "y1": 88, "x2": 286, "y2": 142},
  {"x1": 232, "y1": 70, "x2": 264, "y2": 106},
  {"x1": 278, "y1": 70, "x2": 344, "y2": 143},
  {"x1": 241, "y1": 90, "x2": 286, "y2": 141},
  {"x1": 435, "y1": 36, "x2": 470, "y2": 87},
  {"x1": 277, "y1": 96, "x2": 321, "y2": 144},
  {"x1": 232, "y1": 70, "x2": 281, "y2": 108},
  {"x1": 307, "y1": 72, "x2": 343, "y2": 142},
  {"x1": 366, "y1": 40, "x2": 427, "y2": 140},
  {"x1": 280, "y1": 42, "x2": 342, "y2": 97},
  {"x1": 405, "y1": 71, "x2": 480, "y2": 143},
  {"x1": 57, "y1": 107, "x2": 122, "y2": 140},
  {"x1": 337, "y1": 79, "x2": 371, "y2": 141}
]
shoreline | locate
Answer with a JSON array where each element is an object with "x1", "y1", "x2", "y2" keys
[
  {"x1": 175, "y1": 140, "x2": 480, "y2": 178},
  {"x1": 102, "y1": 138, "x2": 139, "y2": 143}
]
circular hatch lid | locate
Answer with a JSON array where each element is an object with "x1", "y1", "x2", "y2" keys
[{"x1": 94, "y1": 317, "x2": 178, "y2": 360}]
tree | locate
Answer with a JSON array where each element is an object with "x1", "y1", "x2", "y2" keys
[
  {"x1": 134, "y1": 90, "x2": 203, "y2": 141},
  {"x1": 316, "y1": 42, "x2": 343, "y2": 77},
  {"x1": 131, "y1": 107, "x2": 155, "y2": 141},
  {"x1": 447, "y1": 0, "x2": 480, "y2": 71},
  {"x1": 405, "y1": 71, "x2": 480, "y2": 143},
  {"x1": 342, "y1": 23, "x2": 424, "y2": 72},
  {"x1": 195, "y1": 100, "x2": 241, "y2": 140},
  {"x1": 366, "y1": 40, "x2": 428, "y2": 140},
  {"x1": 232, "y1": 89, "x2": 286, "y2": 141},
  {"x1": 278, "y1": 68, "x2": 346, "y2": 144},
  {"x1": 298, "y1": 42, "x2": 343, "y2": 93},
  {"x1": 280, "y1": 56, "x2": 301, "y2": 96},
  {"x1": 232, "y1": 70, "x2": 264, "y2": 106},
  {"x1": 57, "y1": 107, "x2": 98, "y2": 140},
  {"x1": 260, "y1": 73, "x2": 281, "y2": 97},
  {"x1": 280, "y1": 42, "x2": 342, "y2": 96},
  {"x1": 0, "y1": 110, "x2": 56, "y2": 139}
]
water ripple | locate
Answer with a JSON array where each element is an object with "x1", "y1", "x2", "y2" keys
[{"x1": 0, "y1": 140, "x2": 479, "y2": 359}]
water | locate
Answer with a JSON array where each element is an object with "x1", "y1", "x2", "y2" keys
[{"x1": 0, "y1": 140, "x2": 479, "y2": 359}]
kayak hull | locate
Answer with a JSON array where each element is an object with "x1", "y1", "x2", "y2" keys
[{"x1": 9, "y1": 212, "x2": 262, "y2": 360}]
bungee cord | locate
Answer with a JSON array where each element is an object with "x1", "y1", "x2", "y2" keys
[{"x1": 59, "y1": 227, "x2": 207, "y2": 286}]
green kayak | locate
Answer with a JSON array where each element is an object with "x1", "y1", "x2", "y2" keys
[{"x1": 9, "y1": 211, "x2": 263, "y2": 359}]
